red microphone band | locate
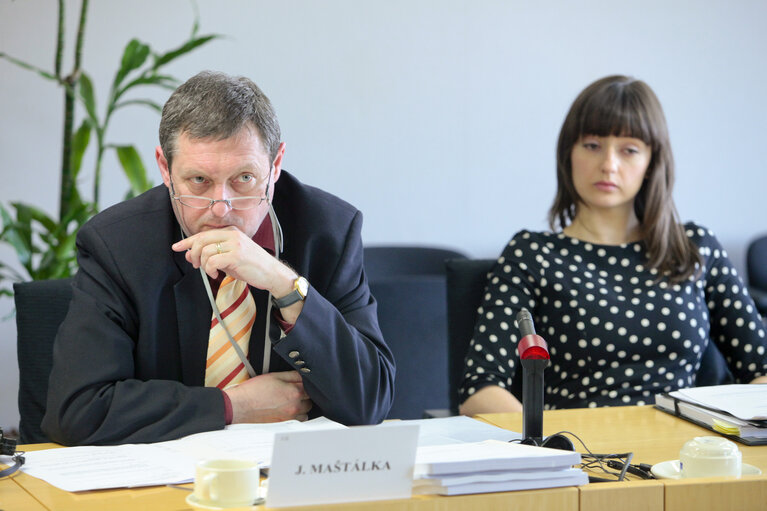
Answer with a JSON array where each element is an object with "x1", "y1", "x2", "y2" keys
[{"x1": 518, "y1": 334, "x2": 550, "y2": 360}]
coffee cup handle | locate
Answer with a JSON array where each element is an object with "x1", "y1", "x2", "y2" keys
[{"x1": 199, "y1": 473, "x2": 218, "y2": 501}]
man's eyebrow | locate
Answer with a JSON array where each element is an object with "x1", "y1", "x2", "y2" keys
[{"x1": 175, "y1": 163, "x2": 265, "y2": 176}]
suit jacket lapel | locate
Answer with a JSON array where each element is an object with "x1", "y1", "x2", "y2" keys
[{"x1": 174, "y1": 255, "x2": 211, "y2": 386}]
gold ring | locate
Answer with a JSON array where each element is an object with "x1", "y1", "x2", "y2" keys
[{"x1": 216, "y1": 242, "x2": 223, "y2": 255}]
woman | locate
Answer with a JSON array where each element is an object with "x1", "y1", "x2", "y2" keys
[{"x1": 459, "y1": 75, "x2": 767, "y2": 415}]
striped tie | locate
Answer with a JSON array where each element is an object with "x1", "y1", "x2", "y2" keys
[{"x1": 205, "y1": 275, "x2": 257, "y2": 389}]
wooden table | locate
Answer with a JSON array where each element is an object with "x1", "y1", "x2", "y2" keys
[
  {"x1": 478, "y1": 406, "x2": 767, "y2": 511},
  {"x1": 4, "y1": 406, "x2": 766, "y2": 511},
  {"x1": 4, "y1": 445, "x2": 577, "y2": 511}
]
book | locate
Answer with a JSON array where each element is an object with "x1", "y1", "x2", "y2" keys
[{"x1": 655, "y1": 385, "x2": 767, "y2": 446}]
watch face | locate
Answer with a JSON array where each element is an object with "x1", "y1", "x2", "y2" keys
[{"x1": 297, "y1": 277, "x2": 309, "y2": 297}]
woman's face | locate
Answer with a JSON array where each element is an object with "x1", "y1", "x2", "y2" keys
[{"x1": 570, "y1": 134, "x2": 652, "y2": 215}]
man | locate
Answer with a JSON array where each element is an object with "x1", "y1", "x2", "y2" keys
[{"x1": 42, "y1": 71, "x2": 395, "y2": 445}]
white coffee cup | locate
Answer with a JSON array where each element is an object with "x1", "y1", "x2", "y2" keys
[
  {"x1": 193, "y1": 459, "x2": 260, "y2": 508},
  {"x1": 679, "y1": 436, "x2": 742, "y2": 478}
]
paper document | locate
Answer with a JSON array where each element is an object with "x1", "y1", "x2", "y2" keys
[
  {"x1": 671, "y1": 385, "x2": 767, "y2": 420},
  {"x1": 415, "y1": 439, "x2": 581, "y2": 476},
  {"x1": 413, "y1": 439, "x2": 586, "y2": 495},
  {"x1": 380, "y1": 415, "x2": 521, "y2": 446},
  {"x1": 413, "y1": 472, "x2": 588, "y2": 496},
  {"x1": 414, "y1": 466, "x2": 585, "y2": 486},
  {"x1": 22, "y1": 417, "x2": 346, "y2": 492}
]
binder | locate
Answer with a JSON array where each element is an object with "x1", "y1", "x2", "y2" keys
[{"x1": 655, "y1": 392, "x2": 767, "y2": 446}]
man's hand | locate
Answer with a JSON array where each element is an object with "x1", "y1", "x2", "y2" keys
[
  {"x1": 171, "y1": 227, "x2": 305, "y2": 322},
  {"x1": 172, "y1": 226, "x2": 294, "y2": 292},
  {"x1": 224, "y1": 371, "x2": 313, "y2": 423}
]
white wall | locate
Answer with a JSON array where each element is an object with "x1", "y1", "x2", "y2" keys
[{"x1": 1, "y1": 0, "x2": 765, "y2": 431}]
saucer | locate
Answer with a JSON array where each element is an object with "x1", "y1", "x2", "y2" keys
[
  {"x1": 650, "y1": 460, "x2": 762, "y2": 480},
  {"x1": 185, "y1": 493, "x2": 264, "y2": 510}
]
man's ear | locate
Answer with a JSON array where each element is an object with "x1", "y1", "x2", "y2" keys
[
  {"x1": 156, "y1": 146, "x2": 171, "y2": 188},
  {"x1": 271, "y1": 142, "x2": 286, "y2": 183}
]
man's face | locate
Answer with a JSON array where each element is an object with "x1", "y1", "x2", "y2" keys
[{"x1": 157, "y1": 128, "x2": 284, "y2": 238}]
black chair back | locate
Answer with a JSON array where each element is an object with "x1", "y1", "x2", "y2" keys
[
  {"x1": 364, "y1": 246, "x2": 467, "y2": 280},
  {"x1": 369, "y1": 276, "x2": 450, "y2": 418},
  {"x1": 746, "y1": 234, "x2": 767, "y2": 315},
  {"x1": 14, "y1": 278, "x2": 73, "y2": 443},
  {"x1": 747, "y1": 235, "x2": 767, "y2": 291},
  {"x1": 364, "y1": 246, "x2": 466, "y2": 419},
  {"x1": 445, "y1": 259, "x2": 512, "y2": 414}
]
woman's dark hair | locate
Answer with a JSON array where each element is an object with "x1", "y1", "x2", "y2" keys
[{"x1": 548, "y1": 75, "x2": 700, "y2": 283}]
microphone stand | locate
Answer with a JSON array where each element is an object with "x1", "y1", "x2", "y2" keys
[{"x1": 516, "y1": 309, "x2": 550, "y2": 445}]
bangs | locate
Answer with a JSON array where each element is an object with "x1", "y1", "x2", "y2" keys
[{"x1": 576, "y1": 84, "x2": 657, "y2": 146}]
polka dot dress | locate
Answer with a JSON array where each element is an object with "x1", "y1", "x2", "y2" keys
[{"x1": 459, "y1": 223, "x2": 767, "y2": 409}]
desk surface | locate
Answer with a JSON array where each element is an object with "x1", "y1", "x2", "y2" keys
[
  {"x1": 477, "y1": 405, "x2": 767, "y2": 470},
  {"x1": 6, "y1": 406, "x2": 767, "y2": 511}
]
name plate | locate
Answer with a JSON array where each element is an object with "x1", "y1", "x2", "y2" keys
[{"x1": 266, "y1": 423, "x2": 419, "y2": 508}]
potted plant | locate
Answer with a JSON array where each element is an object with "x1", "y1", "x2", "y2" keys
[{"x1": 0, "y1": 0, "x2": 219, "y2": 295}]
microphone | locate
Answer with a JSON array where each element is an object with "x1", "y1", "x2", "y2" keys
[{"x1": 516, "y1": 308, "x2": 550, "y2": 445}]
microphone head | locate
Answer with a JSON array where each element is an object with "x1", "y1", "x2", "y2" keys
[
  {"x1": 516, "y1": 309, "x2": 550, "y2": 360},
  {"x1": 516, "y1": 308, "x2": 536, "y2": 337}
]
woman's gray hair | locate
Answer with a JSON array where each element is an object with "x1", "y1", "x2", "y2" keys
[{"x1": 159, "y1": 71, "x2": 281, "y2": 170}]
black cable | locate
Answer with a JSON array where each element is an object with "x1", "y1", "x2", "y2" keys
[
  {"x1": 0, "y1": 452, "x2": 25, "y2": 478},
  {"x1": 547, "y1": 430, "x2": 654, "y2": 481},
  {"x1": 511, "y1": 429, "x2": 655, "y2": 481}
]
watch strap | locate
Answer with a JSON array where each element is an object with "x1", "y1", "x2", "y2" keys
[{"x1": 272, "y1": 277, "x2": 307, "y2": 308}]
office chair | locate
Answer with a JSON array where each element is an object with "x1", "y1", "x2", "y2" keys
[
  {"x1": 445, "y1": 258, "x2": 524, "y2": 414},
  {"x1": 746, "y1": 234, "x2": 767, "y2": 316},
  {"x1": 364, "y1": 246, "x2": 466, "y2": 419},
  {"x1": 14, "y1": 278, "x2": 73, "y2": 444},
  {"x1": 444, "y1": 258, "x2": 733, "y2": 415},
  {"x1": 364, "y1": 246, "x2": 467, "y2": 280}
]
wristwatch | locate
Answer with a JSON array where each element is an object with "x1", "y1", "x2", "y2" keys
[{"x1": 272, "y1": 276, "x2": 309, "y2": 308}]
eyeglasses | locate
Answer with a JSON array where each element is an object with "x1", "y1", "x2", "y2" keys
[
  {"x1": 172, "y1": 194, "x2": 266, "y2": 210},
  {"x1": 169, "y1": 169, "x2": 272, "y2": 211}
]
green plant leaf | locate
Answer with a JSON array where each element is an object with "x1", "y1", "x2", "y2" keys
[
  {"x1": 113, "y1": 39, "x2": 151, "y2": 91},
  {"x1": 0, "y1": 52, "x2": 59, "y2": 81},
  {"x1": 114, "y1": 73, "x2": 178, "y2": 103},
  {"x1": 0, "y1": 205, "x2": 32, "y2": 268},
  {"x1": 11, "y1": 203, "x2": 35, "y2": 256},
  {"x1": 71, "y1": 119, "x2": 92, "y2": 176},
  {"x1": 114, "y1": 145, "x2": 152, "y2": 197},
  {"x1": 11, "y1": 202, "x2": 57, "y2": 233},
  {"x1": 112, "y1": 98, "x2": 163, "y2": 113},
  {"x1": 0, "y1": 259, "x2": 25, "y2": 281},
  {"x1": 189, "y1": 0, "x2": 201, "y2": 37},
  {"x1": 152, "y1": 35, "x2": 219, "y2": 69},
  {"x1": 78, "y1": 72, "x2": 100, "y2": 127}
]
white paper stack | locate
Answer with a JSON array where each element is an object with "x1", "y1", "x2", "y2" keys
[{"x1": 413, "y1": 439, "x2": 587, "y2": 495}]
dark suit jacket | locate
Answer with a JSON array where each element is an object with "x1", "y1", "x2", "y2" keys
[{"x1": 42, "y1": 172, "x2": 395, "y2": 445}]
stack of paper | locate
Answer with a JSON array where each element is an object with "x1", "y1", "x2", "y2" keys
[
  {"x1": 655, "y1": 384, "x2": 767, "y2": 444},
  {"x1": 413, "y1": 440, "x2": 587, "y2": 495}
]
